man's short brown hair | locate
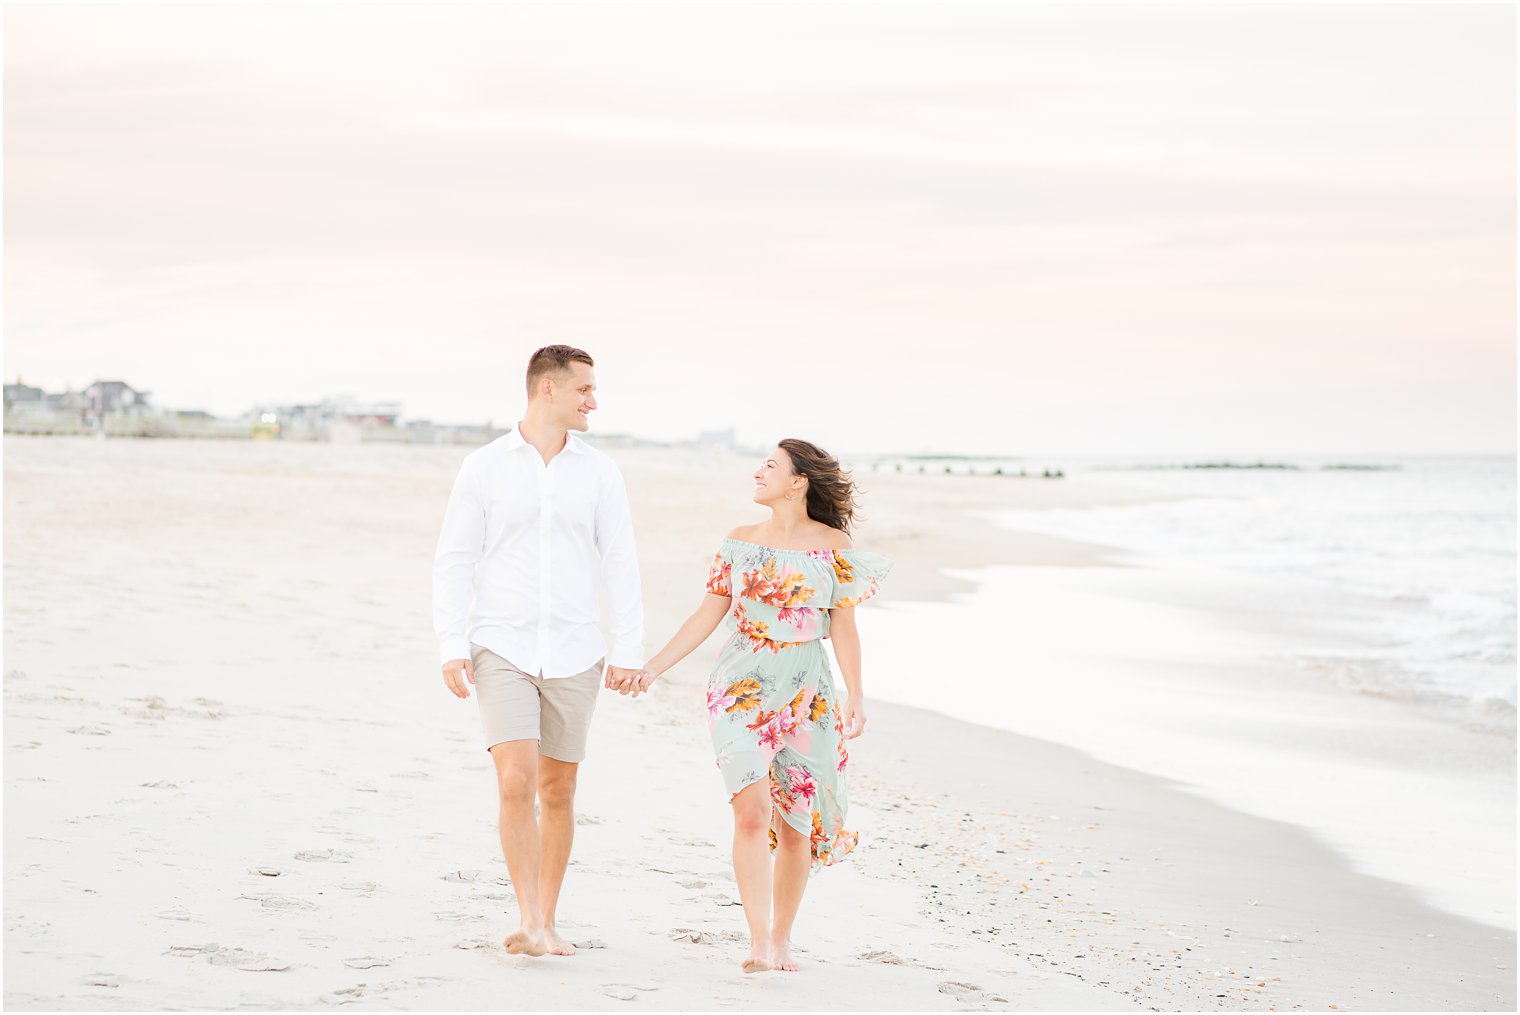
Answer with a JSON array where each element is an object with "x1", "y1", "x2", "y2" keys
[{"x1": 525, "y1": 345, "x2": 594, "y2": 397}]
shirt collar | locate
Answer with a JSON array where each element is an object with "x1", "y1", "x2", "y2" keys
[{"x1": 504, "y1": 422, "x2": 586, "y2": 455}]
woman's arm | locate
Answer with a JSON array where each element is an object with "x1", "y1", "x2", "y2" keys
[
  {"x1": 627, "y1": 593, "x2": 731, "y2": 696},
  {"x1": 830, "y1": 605, "x2": 867, "y2": 738}
]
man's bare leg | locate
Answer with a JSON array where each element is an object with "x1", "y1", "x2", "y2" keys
[
  {"x1": 489, "y1": 740, "x2": 546, "y2": 956},
  {"x1": 537, "y1": 756, "x2": 580, "y2": 956},
  {"x1": 730, "y1": 780, "x2": 774, "y2": 973},
  {"x1": 769, "y1": 817, "x2": 812, "y2": 971}
]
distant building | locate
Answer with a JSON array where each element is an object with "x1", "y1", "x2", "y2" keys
[
  {"x1": 83, "y1": 380, "x2": 152, "y2": 415},
  {"x1": 44, "y1": 390, "x2": 88, "y2": 413},
  {"x1": 4, "y1": 382, "x2": 44, "y2": 409},
  {"x1": 697, "y1": 427, "x2": 737, "y2": 450}
]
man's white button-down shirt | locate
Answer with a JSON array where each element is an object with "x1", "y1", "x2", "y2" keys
[{"x1": 432, "y1": 424, "x2": 645, "y2": 678}]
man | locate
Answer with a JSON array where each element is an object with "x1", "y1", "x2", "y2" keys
[{"x1": 432, "y1": 344, "x2": 645, "y2": 957}]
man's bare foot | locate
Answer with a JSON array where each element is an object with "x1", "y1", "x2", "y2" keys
[
  {"x1": 503, "y1": 925, "x2": 547, "y2": 957},
  {"x1": 543, "y1": 927, "x2": 577, "y2": 956},
  {"x1": 770, "y1": 937, "x2": 799, "y2": 972},
  {"x1": 741, "y1": 944, "x2": 771, "y2": 973}
]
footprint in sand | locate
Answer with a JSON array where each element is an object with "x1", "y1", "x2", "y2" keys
[
  {"x1": 442, "y1": 870, "x2": 507, "y2": 886},
  {"x1": 238, "y1": 893, "x2": 318, "y2": 912},
  {"x1": 295, "y1": 849, "x2": 354, "y2": 863},
  {"x1": 861, "y1": 949, "x2": 908, "y2": 965},
  {"x1": 453, "y1": 939, "x2": 497, "y2": 951},
  {"x1": 337, "y1": 881, "x2": 378, "y2": 895},
  {"x1": 319, "y1": 984, "x2": 367, "y2": 1005},
  {"x1": 937, "y1": 982, "x2": 1009, "y2": 1006},
  {"x1": 341, "y1": 957, "x2": 389, "y2": 969},
  {"x1": 167, "y1": 943, "x2": 289, "y2": 971}
]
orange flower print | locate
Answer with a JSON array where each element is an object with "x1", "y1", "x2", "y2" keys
[
  {"x1": 770, "y1": 775, "x2": 797, "y2": 813},
  {"x1": 734, "y1": 606, "x2": 795, "y2": 653},
  {"x1": 741, "y1": 568, "x2": 776, "y2": 603},
  {"x1": 723, "y1": 678, "x2": 762, "y2": 713},
  {"x1": 706, "y1": 553, "x2": 732, "y2": 596},
  {"x1": 809, "y1": 694, "x2": 829, "y2": 723},
  {"x1": 745, "y1": 708, "x2": 778, "y2": 731},
  {"x1": 776, "y1": 571, "x2": 815, "y2": 608},
  {"x1": 831, "y1": 551, "x2": 855, "y2": 584}
]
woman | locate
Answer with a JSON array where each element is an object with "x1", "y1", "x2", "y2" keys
[{"x1": 620, "y1": 438, "x2": 892, "y2": 973}]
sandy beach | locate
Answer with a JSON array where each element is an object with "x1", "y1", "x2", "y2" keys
[{"x1": 3, "y1": 434, "x2": 1514, "y2": 1011}]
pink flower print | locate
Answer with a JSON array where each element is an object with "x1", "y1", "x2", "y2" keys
[
  {"x1": 787, "y1": 766, "x2": 817, "y2": 805},
  {"x1": 754, "y1": 713, "x2": 786, "y2": 751},
  {"x1": 775, "y1": 605, "x2": 817, "y2": 631},
  {"x1": 706, "y1": 686, "x2": 736, "y2": 720}
]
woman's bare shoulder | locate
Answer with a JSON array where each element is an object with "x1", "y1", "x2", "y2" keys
[{"x1": 814, "y1": 525, "x2": 852, "y2": 550}]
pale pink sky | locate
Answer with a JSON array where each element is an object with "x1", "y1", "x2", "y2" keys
[{"x1": 5, "y1": 4, "x2": 1514, "y2": 454}]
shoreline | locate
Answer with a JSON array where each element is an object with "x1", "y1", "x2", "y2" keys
[
  {"x1": 4, "y1": 436, "x2": 1513, "y2": 1011},
  {"x1": 855, "y1": 557, "x2": 1516, "y2": 934}
]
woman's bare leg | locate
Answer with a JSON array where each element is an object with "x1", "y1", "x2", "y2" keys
[
  {"x1": 770, "y1": 817, "x2": 811, "y2": 970},
  {"x1": 730, "y1": 780, "x2": 773, "y2": 972}
]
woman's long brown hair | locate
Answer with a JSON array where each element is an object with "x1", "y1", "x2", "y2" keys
[{"x1": 777, "y1": 438, "x2": 859, "y2": 536}]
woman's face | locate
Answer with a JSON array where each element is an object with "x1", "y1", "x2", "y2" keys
[{"x1": 753, "y1": 447, "x2": 803, "y2": 506}]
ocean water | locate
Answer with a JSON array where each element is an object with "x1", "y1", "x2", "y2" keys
[
  {"x1": 850, "y1": 453, "x2": 1516, "y2": 929},
  {"x1": 988, "y1": 455, "x2": 1517, "y2": 716}
]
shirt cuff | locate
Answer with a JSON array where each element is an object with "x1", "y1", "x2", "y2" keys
[
  {"x1": 439, "y1": 638, "x2": 471, "y2": 666},
  {"x1": 608, "y1": 644, "x2": 644, "y2": 670}
]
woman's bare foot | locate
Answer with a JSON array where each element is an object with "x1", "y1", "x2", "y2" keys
[
  {"x1": 770, "y1": 937, "x2": 799, "y2": 972},
  {"x1": 543, "y1": 927, "x2": 577, "y2": 956},
  {"x1": 503, "y1": 924, "x2": 547, "y2": 956},
  {"x1": 741, "y1": 942, "x2": 772, "y2": 973}
]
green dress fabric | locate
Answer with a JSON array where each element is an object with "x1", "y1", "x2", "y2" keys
[{"x1": 703, "y1": 537, "x2": 893, "y2": 871}]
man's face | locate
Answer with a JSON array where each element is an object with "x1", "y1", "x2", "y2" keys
[{"x1": 552, "y1": 362, "x2": 597, "y2": 431}]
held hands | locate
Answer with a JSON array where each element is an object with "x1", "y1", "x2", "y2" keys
[
  {"x1": 605, "y1": 664, "x2": 658, "y2": 698},
  {"x1": 441, "y1": 658, "x2": 474, "y2": 699}
]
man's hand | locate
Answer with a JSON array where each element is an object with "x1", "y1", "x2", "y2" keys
[
  {"x1": 628, "y1": 669, "x2": 658, "y2": 698},
  {"x1": 604, "y1": 664, "x2": 642, "y2": 694},
  {"x1": 442, "y1": 658, "x2": 474, "y2": 699},
  {"x1": 842, "y1": 698, "x2": 867, "y2": 739}
]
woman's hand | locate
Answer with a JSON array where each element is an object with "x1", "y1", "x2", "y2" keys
[
  {"x1": 842, "y1": 697, "x2": 867, "y2": 739},
  {"x1": 628, "y1": 668, "x2": 659, "y2": 697}
]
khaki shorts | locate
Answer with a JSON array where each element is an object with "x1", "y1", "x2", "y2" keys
[{"x1": 470, "y1": 646, "x2": 603, "y2": 762}]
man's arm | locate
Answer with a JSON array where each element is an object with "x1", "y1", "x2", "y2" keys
[
  {"x1": 594, "y1": 459, "x2": 645, "y2": 683},
  {"x1": 433, "y1": 458, "x2": 484, "y2": 695}
]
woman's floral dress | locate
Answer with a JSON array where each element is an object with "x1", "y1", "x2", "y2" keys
[{"x1": 703, "y1": 537, "x2": 893, "y2": 872}]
